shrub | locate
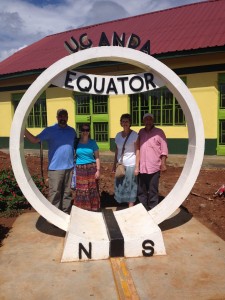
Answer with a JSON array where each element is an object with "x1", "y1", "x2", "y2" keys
[{"x1": 0, "y1": 169, "x2": 47, "y2": 216}]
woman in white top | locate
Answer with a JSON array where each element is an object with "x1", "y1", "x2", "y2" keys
[{"x1": 112, "y1": 113, "x2": 138, "y2": 207}]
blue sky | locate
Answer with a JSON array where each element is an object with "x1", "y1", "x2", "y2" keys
[{"x1": 0, "y1": 0, "x2": 205, "y2": 62}]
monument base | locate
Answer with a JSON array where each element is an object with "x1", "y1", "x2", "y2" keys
[{"x1": 61, "y1": 204, "x2": 166, "y2": 262}]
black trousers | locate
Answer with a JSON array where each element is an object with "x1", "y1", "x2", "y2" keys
[{"x1": 137, "y1": 171, "x2": 160, "y2": 210}]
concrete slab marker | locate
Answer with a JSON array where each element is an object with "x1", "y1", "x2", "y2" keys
[
  {"x1": 61, "y1": 206, "x2": 110, "y2": 262},
  {"x1": 114, "y1": 204, "x2": 166, "y2": 258},
  {"x1": 102, "y1": 208, "x2": 124, "y2": 257},
  {"x1": 62, "y1": 204, "x2": 165, "y2": 261},
  {"x1": 110, "y1": 257, "x2": 140, "y2": 300}
]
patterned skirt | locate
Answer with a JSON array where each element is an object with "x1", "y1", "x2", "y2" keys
[
  {"x1": 73, "y1": 163, "x2": 100, "y2": 211},
  {"x1": 114, "y1": 165, "x2": 138, "y2": 203}
]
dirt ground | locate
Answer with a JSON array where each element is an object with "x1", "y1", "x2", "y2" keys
[{"x1": 0, "y1": 150, "x2": 225, "y2": 245}]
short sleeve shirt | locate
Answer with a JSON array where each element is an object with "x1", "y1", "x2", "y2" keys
[
  {"x1": 139, "y1": 126, "x2": 168, "y2": 174},
  {"x1": 115, "y1": 130, "x2": 138, "y2": 167},
  {"x1": 76, "y1": 139, "x2": 99, "y2": 165},
  {"x1": 37, "y1": 124, "x2": 76, "y2": 170}
]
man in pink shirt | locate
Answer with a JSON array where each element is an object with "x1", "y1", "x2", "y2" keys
[{"x1": 135, "y1": 113, "x2": 168, "y2": 210}]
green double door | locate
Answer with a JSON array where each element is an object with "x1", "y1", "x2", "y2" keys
[{"x1": 74, "y1": 94, "x2": 109, "y2": 150}]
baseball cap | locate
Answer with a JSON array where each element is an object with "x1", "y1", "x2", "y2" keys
[
  {"x1": 143, "y1": 113, "x2": 154, "y2": 120},
  {"x1": 57, "y1": 109, "x2": 68, "y2": 116}
]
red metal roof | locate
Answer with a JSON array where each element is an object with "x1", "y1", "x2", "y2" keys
[{"x1": 0, "y1": 0, "x2": 225, "y2": 76}]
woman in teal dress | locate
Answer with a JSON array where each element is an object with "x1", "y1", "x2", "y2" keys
[{"x1": 73, "y1": 124, "x2": 100, "y2": 211}]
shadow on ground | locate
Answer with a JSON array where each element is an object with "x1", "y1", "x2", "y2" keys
[
  {"x1": 36, "y1": 216, "x2": 66, "y2": 237},
  {"x1": 100, "y1": 191, "x2": 128, "y2": 209},
  {"x1": 34, "y1": 193, "x2": 193, "y2": 238},
  {"x1": 159, "y1": 206, "x2": 192, "y2": 231},
  {"x1": 0, "y1": 224, "x2": 11, "y2": 246}
]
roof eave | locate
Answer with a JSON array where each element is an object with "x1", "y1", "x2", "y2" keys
[
  {"x1": 1, "y1": 46, "x2": 225, "y2": 81},
  {"x1": 155, "y1": 45, "x2": 225, "y2": 60}
]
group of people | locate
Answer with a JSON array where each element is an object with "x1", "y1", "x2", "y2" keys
[
  {"x1": 25, "y1": 109, "x2": 100, "y2": 214},
  {"x1": 113, "y1": 113, "x2": 168, "y2": 211},
  {"x1": 24, "y1": 108, "x2": 168, "y2": 214}
]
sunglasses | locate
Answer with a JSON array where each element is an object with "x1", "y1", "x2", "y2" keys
[{"x1": 81, "y1": 128, "x2": 90, "y2": 132}]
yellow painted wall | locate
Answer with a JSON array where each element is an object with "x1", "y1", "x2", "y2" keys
[
  {"x1": 156, "y1": 126, "x2": 188, "y2": 139},
  {"x1": 131, "y1": 125, "x2": 188, "y2": 139},
  {"x1": 46, "y1": 87, "x2": 75, "y2": 128},
  {"x1": 188, "y1": 72, "x2": 218, "y2": 138},
  {"x1": 0, "y1": 86, "x2": 76, "y2": 138},
  {"x1": 0, "y1": 92, "x2": 12, "y2": 136},
  {"x1": 109, "y1": 94, "x2": 129, "y2": 138},
  {"x1": 0, "y1": 72, "x2": 219, "y2": 141},
  {"x1": 0, "y1": 58, "x2": 220, "y2": 146}
]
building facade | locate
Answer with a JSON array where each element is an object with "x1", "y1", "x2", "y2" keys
[{"x1": 0, "y1": 0, "x2": 225, "y2": 155}]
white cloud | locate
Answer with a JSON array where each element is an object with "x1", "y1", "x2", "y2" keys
[
  {"x1": 79, "y1": 1, "x2": 129, "y2": 27},
  {"x1": 0, "y1": 0, "x2": 205, "y2": 62}
]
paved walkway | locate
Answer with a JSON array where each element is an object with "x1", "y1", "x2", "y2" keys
[
  {"x1": 1, "y1": 208, "x2": 225, "y2": 299},
  {"x1": 1, "y1": 149, "x2": 225, "y2": 299}
]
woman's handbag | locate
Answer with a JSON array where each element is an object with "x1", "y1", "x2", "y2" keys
[
  {"x1": 115, "y1": 130, "x2": 132, "y2": 179},
  {"x1": 115, "y1": 163, "x2": 126, "y2": 178}
]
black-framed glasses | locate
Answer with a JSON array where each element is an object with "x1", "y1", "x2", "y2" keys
[{"x1": 81, "y1": 128, "x2": 90, "y2": 132}]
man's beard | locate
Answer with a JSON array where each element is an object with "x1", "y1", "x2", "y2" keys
[{"x1": 59, "y1": 120, "x2": 66, "y2": 126}]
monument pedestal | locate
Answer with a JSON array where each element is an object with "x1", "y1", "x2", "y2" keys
[{"x1": 61, "y1": 204, "x2": 166, "y2": 262}]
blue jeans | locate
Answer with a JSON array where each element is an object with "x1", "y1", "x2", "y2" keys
[{"x1": 137, "y1": 171, "x2": 160, "y2": 210}]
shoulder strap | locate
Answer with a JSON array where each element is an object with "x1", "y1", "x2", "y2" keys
[{"x1": 121, "y1": 130, "x2": 132, "y2": 162}]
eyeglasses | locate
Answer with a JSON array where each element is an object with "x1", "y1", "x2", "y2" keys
[{"x1": 81, "y1": 128, "x2": 90, "y2": 132}]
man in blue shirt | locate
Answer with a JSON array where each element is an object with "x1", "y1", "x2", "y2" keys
[{"x1": 25, "y1": 109, "x2": 76, "y2": 214}]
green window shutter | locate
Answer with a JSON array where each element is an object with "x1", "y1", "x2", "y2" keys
[
  {"x1": 130, "y1": 85, "x2": 186, "y2": 126},
  {"x1": 218, "y1": 74, "x2": 225, "y2": 109},
  {"x1": 12, "y1": 92, "x2": 47, "y2": 128},
  {"x1": 218, "y1": 74, "x2": 225, "y2": 148},
  {"x1": 74, "y1": 93, "x2": 109, "y2": 148},
  {"x1": 75, "y1": 94, "x2": 90, "y2": 115},
  {"x1": 218, "y1": 73, "x2": 225, "y2": 83},
  {"x1": 219, "y1": 120, "x2": 225, "y2": 145},
  {"x1": 92, "y1": 95, "x2": 108, "y2": 114}
]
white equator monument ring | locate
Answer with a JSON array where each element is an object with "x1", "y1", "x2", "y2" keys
[{"x1": 10, "y1": 46, "x2": 205, "y2": 231}]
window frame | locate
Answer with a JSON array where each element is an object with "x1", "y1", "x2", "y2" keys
[
  {"x1": 12, "y1": 92, "x2": 47, "y2": 128},
  {"x1": 130, "y1": 85, "x2": 186, "y2": 127}
]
